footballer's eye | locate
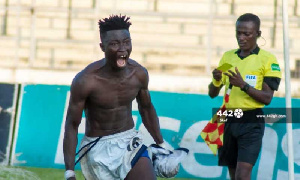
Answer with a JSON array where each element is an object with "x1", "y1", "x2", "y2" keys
[
  {"x1": 110, "y1": 42, "x2": 119, "y2": 47},
  {"x1": 124, "y1": 39, "x2": 131, "y2": 45}
]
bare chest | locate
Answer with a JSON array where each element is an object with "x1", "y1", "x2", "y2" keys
[{"x1": 87, "y1": 76, "x2": 141, "y2": 109}]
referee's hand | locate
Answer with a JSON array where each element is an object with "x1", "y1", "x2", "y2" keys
[
  {"x1": 212, "y1": 69, "x2": 222, "y2": 81},
  {"x1": 224, "y1": 67, "x2": 246, "y2": 88}
]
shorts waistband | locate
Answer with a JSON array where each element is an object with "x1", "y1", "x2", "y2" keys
[
  {"x1": 83, "y1": 128, "x2": 138, "y2": 142},
  {"x1": 242, "y1": 108, "x2": 263, "y2": 113}
]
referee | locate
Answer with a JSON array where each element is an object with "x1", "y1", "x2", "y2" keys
[{"x1": 208, "y1": 13, "x2": 281, "y2": 180}]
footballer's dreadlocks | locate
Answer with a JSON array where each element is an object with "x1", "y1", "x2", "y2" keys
[{"x1": 98, "y1": 15, "x2": 132, "y2": 41}]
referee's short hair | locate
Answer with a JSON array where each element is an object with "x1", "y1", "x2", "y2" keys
[{"x1": 237, "y1": 13, "x2": 260, "y2": 30}]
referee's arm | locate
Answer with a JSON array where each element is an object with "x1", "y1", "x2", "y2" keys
[
  {"x1": 208, "y1": 82, "x2": 223, "y2": 98},
  {"x1": 208, "y1": 69, "x2": 223, "y2": 98}
]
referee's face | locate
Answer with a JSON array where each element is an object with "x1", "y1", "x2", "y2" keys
[{"x1": 236, "y1": 21, "x2": 258, "y2": 52}]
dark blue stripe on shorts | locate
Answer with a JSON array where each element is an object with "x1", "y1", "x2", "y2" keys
[{"x1": 131, "y1": 144, "x2": 149, "y2": 167}]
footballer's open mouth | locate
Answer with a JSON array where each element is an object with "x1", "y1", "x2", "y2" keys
[{"x1": 117, "y1": 55, "x2": 127, "y2": 68}]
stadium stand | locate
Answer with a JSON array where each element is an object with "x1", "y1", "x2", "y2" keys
[{"x1": 0, "y1": 0, "x2": 299, "y2": 95}]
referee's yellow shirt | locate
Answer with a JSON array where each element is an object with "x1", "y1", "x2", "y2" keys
[{"x1": 218, "y1": 48, "x2": 281, "y2": 109}]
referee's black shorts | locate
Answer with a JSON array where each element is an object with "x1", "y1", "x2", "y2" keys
[{"x1": 218, "y1": 108, "x2": 265, "y2": 168}]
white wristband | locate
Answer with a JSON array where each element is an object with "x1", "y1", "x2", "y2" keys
[{"x1": 65, "y1": 170, "x2": 75, "y2": 179}]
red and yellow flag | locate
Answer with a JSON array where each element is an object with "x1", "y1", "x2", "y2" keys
[{"x1": 200, "y1": 92, "x2": 230, "y2": 155}]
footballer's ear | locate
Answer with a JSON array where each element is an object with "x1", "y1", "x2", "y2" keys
[{"x1": 100, "y1": 43, "x2": 105, "y2": 52}]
